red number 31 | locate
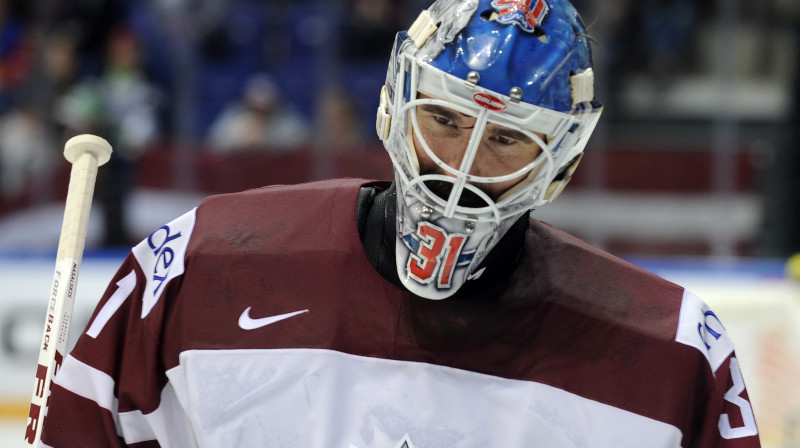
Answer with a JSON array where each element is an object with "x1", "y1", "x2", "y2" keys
[{"x1": 407, "y1": 223, "x2": 467, "y2": 289}]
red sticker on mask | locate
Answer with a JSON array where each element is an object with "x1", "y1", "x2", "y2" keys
[{"x1": 473, "y1": 93, "x2": 507, "y2": 111}]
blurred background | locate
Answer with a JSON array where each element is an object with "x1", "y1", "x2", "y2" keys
[
  {"x1": 0, "y1": 0, "x2": 798, "y2": 445},
  {"x1": 0, "y1": 0, "x2": 797, "y2": 256}
]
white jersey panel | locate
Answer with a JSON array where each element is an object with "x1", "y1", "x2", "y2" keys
[
  {"x1": 118, "y1": 382, "x2": 199, "y2": 448},
  {"x1": 166, "y1": 348, "x2": 683, "y2": 448}
]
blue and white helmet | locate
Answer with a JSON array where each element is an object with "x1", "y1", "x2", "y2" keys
[{"x1": 376, "y1": 0, "x2": 603, "y2": 299}]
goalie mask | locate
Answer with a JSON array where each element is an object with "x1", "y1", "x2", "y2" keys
[{"x1": 376, "y1": 0, "x2": 603, "y2": 299}]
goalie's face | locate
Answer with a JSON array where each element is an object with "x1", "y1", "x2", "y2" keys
[{"x1": 412, "y1": 94, "x2": 546, "y2": 204}]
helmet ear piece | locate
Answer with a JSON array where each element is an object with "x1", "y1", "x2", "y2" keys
[
  {"x1": 570, "y1": 69, "x2": 595, "y2": 105},
  {"x1": 376, "y1": 86, "x2": 393, "y2": 142},
  {"x1": 544, "y1": 153, "x2": 582, "y2": 201},
  {"x1": 408, "y1": 9, "x2": 439, "y2": 48}
]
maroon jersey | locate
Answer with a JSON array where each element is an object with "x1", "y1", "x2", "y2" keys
[{"x1": 40, "y1": 178, "x2": 760, "y2": 447}]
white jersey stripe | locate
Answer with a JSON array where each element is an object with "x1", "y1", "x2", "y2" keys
[
  {"x1": 118, "y1": 409, "x2": 155, "y2": 445},
  {"x1": 56, "y1": 355, "x2": 197, "y2": 446},
  {"x1": 53, "y1": 356, "x2": 117, "y2": 412},
  {"x1": 53, "y1": 355, "x2": 122, "y2": 435}
]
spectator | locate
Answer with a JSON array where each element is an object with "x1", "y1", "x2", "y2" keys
[
  {"x1": 207, "y1": 73, "x2": 309, "y2": 153},
  {"x1": 314, "y1": 86, "x2": 367, "y2": 153},
  {"x1": 38, "y1": 27, "x2": 83, "y2": 134},
  {"x1": 99, "y1": 26, "x2": 161, "y2": 160},
  {"x1": 0, "y1": 99, "x2": 54, "y2": 198},
  {"x1": 54, "y1": 25, "x2": 162, "y2": 246}
]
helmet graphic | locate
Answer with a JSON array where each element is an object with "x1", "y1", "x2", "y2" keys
[{"x1": 376, "y1": 0, "x2": 603, "y2": 299}]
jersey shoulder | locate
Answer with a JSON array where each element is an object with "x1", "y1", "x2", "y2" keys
[
  {"x1": 528, "y1": 218, "x2": 684, "y2": 314},
  {"x1": 199, "y1": 178, "x2": 375, "y2": 213},
  {"x1": 527, "y1": 218, "x2": 736, "y2": 372},
  {"x1": 190, "y1": 178, "x2": 373, "y2": 248}
]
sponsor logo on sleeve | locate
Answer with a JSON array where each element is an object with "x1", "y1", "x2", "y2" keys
[
  {"x1": 132, "y1": 208, "x2": 197, "y2": 318},
  {"x1": 675, "y1": 290, "x2": 734, "y2": 373}
]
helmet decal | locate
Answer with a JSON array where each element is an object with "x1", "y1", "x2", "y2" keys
[
  {"x1": 490, "y1": 0, "x2": 550, "y2": 33},
  {"x1": 472, "y1": 92, "x2": 507, "y2": 111}
]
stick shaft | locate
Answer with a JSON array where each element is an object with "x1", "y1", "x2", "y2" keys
[{"x1": 23, "y1": 138, "x2": 110, "y2": 447}]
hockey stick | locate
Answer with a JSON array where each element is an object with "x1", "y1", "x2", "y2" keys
[{"x1": 23, "y1": 134, "x2": 112, "y2": 447}]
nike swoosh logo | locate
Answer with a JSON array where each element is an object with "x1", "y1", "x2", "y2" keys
[{"x1": 238, "y1": 308, "x2": 309, "y2": 330}]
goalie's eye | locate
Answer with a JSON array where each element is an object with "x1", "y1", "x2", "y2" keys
[
  {"x1": 433, "y1": 114, "x2": 456, "y2": 126},
  {"x1": 492, "y1": 134, "x2": 517, "y2": 146},
  {"x1": 419, "y1": 104, "x2": 475, "y2": 132},
  {"x1": 486, "y1": 127, "x2": 534, "y2": 147}
]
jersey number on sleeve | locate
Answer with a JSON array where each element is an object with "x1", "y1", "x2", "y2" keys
[
  {"x1": 719, "y1": 357, "x2": 758, "y2": 439},
  {"x1": 85, "y1": 270, "x2": 137, "y2": 338}
]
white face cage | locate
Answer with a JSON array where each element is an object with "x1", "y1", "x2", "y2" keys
[{"x1": 383, "y1": 53, "x2": 601, "y2": 226}]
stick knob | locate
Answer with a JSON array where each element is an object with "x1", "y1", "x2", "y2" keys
[{"x1": 64, "y1": 134, "x2": 113, "y2": 166}]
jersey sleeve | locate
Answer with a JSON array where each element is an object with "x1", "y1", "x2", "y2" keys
[
  {"x1": 692, "y1": 353, "x2": 761, "y2": 447},
  {"x1": 676, "y1": 290, "x2": 761, "y2": 447},
  {"x1": 40, "y1": 209, "x2": 197, "y2": 448}
]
